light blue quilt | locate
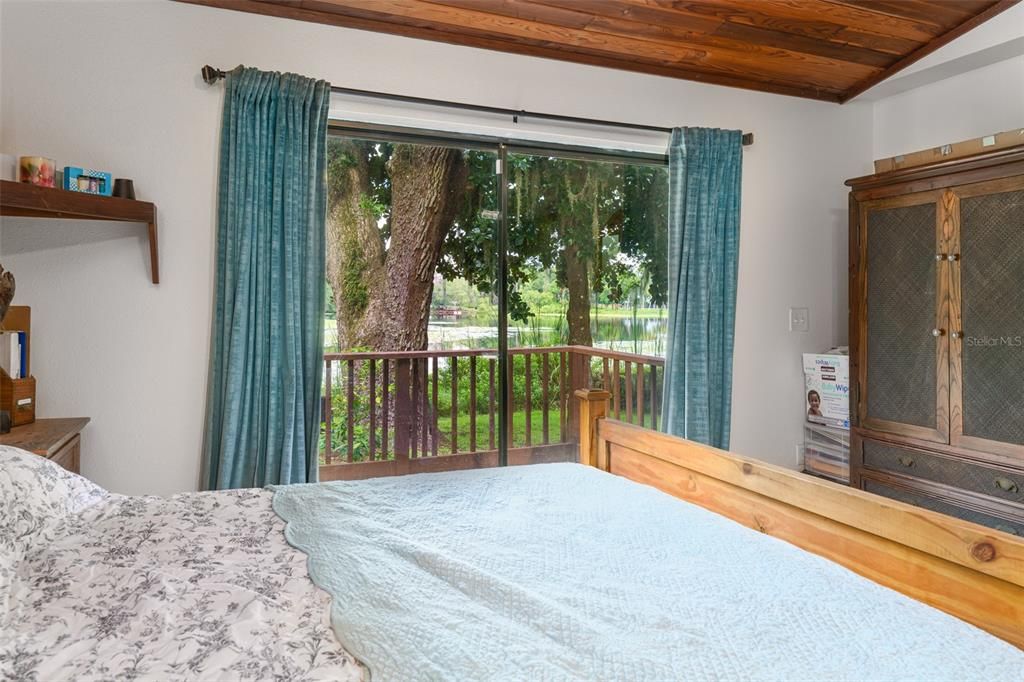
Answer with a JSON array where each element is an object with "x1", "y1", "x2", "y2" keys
[{"x1": 272, "y1": 463, "x2": 1024, "y2": 681}]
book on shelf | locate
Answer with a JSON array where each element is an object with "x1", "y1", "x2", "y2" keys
[{"x1": 0, "y1": 330, "x2": 26, "y2": 379}]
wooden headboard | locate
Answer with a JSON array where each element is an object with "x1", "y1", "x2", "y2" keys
[{"x1": 576, "y1": 389, "x2": 1024, "y2": 649}]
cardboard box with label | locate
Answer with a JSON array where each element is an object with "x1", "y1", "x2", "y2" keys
[{"x1": 802, "y1": 347, "x2": 850, "y2": 430}]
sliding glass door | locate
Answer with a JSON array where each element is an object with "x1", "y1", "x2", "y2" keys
[
  {"x1": 505, "y1": 151, "x2": 669, "y2": 464},
  {"x1": 321, "y1": 135, "x2": 499, "y2": 470},
  {"x1": 319, "y1": 126, "x2": 667, "y2": 476}
]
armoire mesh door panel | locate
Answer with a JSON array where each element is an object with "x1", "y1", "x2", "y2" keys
[
  {"x1": 960, "y1": 189, "x2": 1024, "y2": 446},
  {"x1": 866, "y1": 203, "x2": 938, "y2": 429}
]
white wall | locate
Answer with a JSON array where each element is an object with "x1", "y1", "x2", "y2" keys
[
  {"x1": 867, "y1": 3, "x2": 1024, "y2": 159},
  {"x1": 0, "y1": 0, "x2": 871, "y2": 494},
  {"x1": 871, "y1": 56, "x2": 1024, "y2": 159}
]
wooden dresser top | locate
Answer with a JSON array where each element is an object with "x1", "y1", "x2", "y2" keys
[{"x1": 0, "y1": 417, "x2": 90, "y2": 456}]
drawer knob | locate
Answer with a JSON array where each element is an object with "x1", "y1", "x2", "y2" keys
[
  {"x1": 947, "y1": 253, "x2": 960, "y2": 262},
  {"x1": 935, "y1": 253, "x2": 946, "y2": 261},
  {"x1": 994, "y1": 477, "x2": 1020, "y2": 494},
  {"x1": 897, "y1": 455, "x2": 915, "y2": 468},
  {"x1": 932, "y1": 328, "x2": 945, "y2": 337}
]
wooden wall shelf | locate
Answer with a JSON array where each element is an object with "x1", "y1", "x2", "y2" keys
[{"x1": 0, "y1": 180, "x2": 159, "y2": 284}]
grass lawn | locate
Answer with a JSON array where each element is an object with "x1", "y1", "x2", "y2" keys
[
  {"x1": 435, "y1": 406, "x2": 658, "y2": 450},
  {"x1": 435, "y1": 408, "x2": 566, "y2": 450},
  {"x1": 321, "y1": 405, "x2": 658, "y2": 464}
]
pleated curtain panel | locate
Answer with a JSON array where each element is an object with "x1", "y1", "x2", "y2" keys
[
  {"x1": 203, "y1": 67, "x2": 331, "y2": 489},
  {"x1": 661, "y1": 127, "x2": 743, "y2": 449}
]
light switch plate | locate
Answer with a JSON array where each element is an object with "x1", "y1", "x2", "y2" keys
[{"x1": 789, "y1": 307, "x2": 810, "y2": 332}]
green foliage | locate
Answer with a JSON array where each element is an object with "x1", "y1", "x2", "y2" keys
[
  {"x1": 440, "y1": 150, "x2": 508, "y2": 313},
  {"x1": 618, "y1": 164, "x2": 669, "y2": 306},
  {"x1": 358, "y1": 195, "x2": 388, "y2": 222},
  {"x1": 327, "y1": 136, "x2": 669, "y2": 335},
  {"x1": 326, "y1": 137, "x2": 394, "y2": 239},
  {"x1": 502, "y1": 155, "x2": 668, "y2": 318}
]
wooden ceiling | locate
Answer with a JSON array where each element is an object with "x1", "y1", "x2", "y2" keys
[{"x1": 184, "y1": 0, "x2": 1019, "y2": 102}]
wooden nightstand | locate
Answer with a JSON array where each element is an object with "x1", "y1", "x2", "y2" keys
[{"x1": 0, "y1": 418, "x2": 90, "y2": 473}]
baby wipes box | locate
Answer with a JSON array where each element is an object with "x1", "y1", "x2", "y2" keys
[{"x1": 803, "y1": 347, "x2": 850, "y2": 430}]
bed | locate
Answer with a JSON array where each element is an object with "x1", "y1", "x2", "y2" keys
[
  {"x1": 0, "y1": 448, "x2": 363, "y2": 681},
  {"x1": 2, "y1": 390, "x2": 1022, "y2": 680}
]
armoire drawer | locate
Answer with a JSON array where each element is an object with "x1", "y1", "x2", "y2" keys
[
  {"x1": 862, "y1": 438, "x2": 1024, "y2": 505},
  {"x1": 863, "y1": 478, "x2": 1024, "y2": 537}
]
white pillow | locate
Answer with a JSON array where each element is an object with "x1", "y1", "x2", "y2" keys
[{"x1": 0, "y1": 445, "x2": 108, "y2": 613}]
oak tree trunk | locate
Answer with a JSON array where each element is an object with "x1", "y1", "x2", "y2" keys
[
  {"x1": 326, "y1": 140, "x2": 385, "y2": 350},
  {"x1": 326, "y1": 142, "x2": 467, "y2": 352},
  {"x1": 564, "y1": 243, "x2": 593, "y2": 346}
]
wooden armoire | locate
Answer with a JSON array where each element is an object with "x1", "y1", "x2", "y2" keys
[{"x1": 847, "y1": 146, "x2": 1024, "y2": 537}]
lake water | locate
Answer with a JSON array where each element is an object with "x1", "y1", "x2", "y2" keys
[
  {"x1": 325, "y1": 312, "x2": 669, "y2": 358},
  {"x1": 428, "y1": 313, "x2": 668, "y2": 358}
]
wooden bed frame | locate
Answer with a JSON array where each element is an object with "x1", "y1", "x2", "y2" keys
[{"x1": 576, "y1": 389, "x2": 1024, "y2": 649}]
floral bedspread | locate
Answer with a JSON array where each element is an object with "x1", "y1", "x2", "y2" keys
[{"x1": 1, "y1": 481, "x2": 364, "y2": 681}]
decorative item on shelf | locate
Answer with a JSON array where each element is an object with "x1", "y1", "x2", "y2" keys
[
  {"x1": 0, "y1": 154, "x2": 16, "y2": 182},
  {"x1": 18, "y1": 156, "x2": 56, "y2": 187},
  {"x1": 0, "y1": 264, "x2": 13, "y2": 323},
  {"x1": 112, "y1": 178, "x2": 136, "y2": 200},
  {"x1": 0, "y1": 305, "x2": 35, "y2": 427},
  {"x1": 0, "y1": 179, "x2": 161, "y2": 284},
  {"x1": 63, "y1": 167, "x2": 113, "y2": 196}
]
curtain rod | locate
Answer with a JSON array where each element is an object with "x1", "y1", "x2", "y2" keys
[{"x1": 200, "y1": 65, "x2": 754, "y2": 146}]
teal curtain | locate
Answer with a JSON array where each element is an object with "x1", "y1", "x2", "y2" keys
[
  {"x1": 202, "y1": 67, "x2": 331, "y2": 489},
  {"x1": 661, "y1": 128, "x2": 743, "y2": 449}
]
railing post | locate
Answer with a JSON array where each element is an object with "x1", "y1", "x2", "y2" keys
[
  {"x1": 324, "y1": 359, "x2": 333, "y2": 464},
  {"x1": 347, "y1": 359, "x2": 355, "y2": 462},
  {"x1": 394, "y1": 358, "x2": 412, "y2": 473},
  {"x1": 568, "y1": 348, "x2": 591, "y2": 442},
  {"x1": 576, "y1": 388, "x2": 609, "y2": 469}
]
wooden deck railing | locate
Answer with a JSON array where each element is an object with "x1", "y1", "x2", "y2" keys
[{"x1": 319, "y1": 345, "x2": 663, "y2": 480}]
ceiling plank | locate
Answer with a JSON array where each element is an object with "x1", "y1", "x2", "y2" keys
[
  {"x1": 484, "y1": 0, "x2": 896, "y2": 68},
  {"x1": 426, "y1": 0, "x2": 891, "y2": 75},
  {"x1": 302, "y1": 0, "x2": 875, "y2": 90},
  {"x1": 551, "y1": 0, "x2": 921, "y2": 55},
  {"x1": 840, "y1": 0, "x2": 1020, "y2": 102},
  {"x1": 828, "y1": 0, "x2": 990, "y2": 27},
  {"x1": 711, "y1": 21, "x2": 899, "y2": 63},
  {"x1": 181, "y1": 0, "x2": 845, "y2": 100},
  {"x1": 656, "y1": 0, "x2": 946, "y2": 41},
  {"x1": 177, "y1": 0, "x2": 1012, "y2": 103}
]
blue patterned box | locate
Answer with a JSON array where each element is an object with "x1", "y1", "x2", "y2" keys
[{"x1": 63, "y1": 167, "x2": 113, "y2": 196}]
